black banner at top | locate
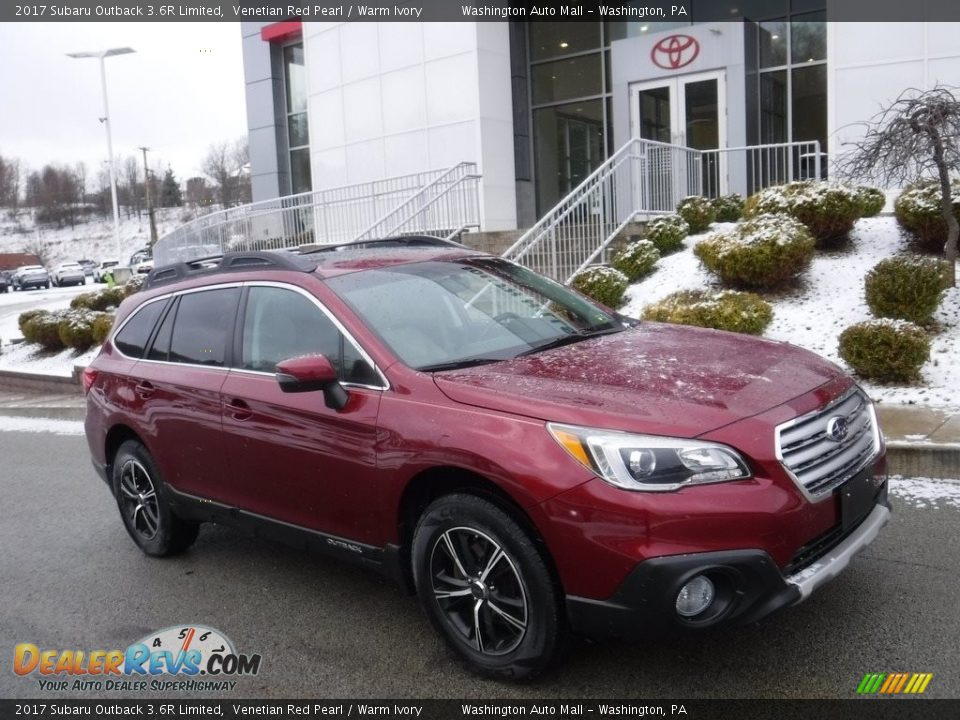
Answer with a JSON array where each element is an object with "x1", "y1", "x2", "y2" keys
[{"x1": 5, "y1": 0, "x2": 960, "y2": 23}]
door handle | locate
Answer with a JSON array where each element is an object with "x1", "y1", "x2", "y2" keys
[
  {"x1": 134, "y1": 381, "x2": 155, "y2": 399},
  {"x1": 226, "y1": 398, "x2": 253, "y2": 421}
]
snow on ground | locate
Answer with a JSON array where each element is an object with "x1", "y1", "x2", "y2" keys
[
  {"x1": 0, "y1": 341, "x2": 98, "y2": 378},
  {"x1": 889, "y1": 475, "x2": 960, "y2": 510},
  {"x1": 0, "y1": 282, "x2": 94, "y2": 347},
  {"x1": 0, "y1": 416, "x2": 85, "y2": 436},
  {"x1": 622, "y1": 215, "x2": 960, "y2": 411}
]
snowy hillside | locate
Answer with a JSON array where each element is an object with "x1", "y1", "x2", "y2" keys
[{"x1": 0, "y1": 206, "x2": 193, "y2": 267}]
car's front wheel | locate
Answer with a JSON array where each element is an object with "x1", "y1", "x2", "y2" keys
[
  {"x1": 412, "y1": 493, "x2": 566, "y2": 680},
  {"x1": 112, "y1": 440, "x2": 199, "y2": 557}
]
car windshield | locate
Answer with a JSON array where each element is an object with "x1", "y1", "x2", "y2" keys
[{"x1": 326, "y1": 257, "x2": 625, "y2": 371}]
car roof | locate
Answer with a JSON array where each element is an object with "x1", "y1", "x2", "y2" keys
[{"x1": 142, "y1": 236, "x2": 487, "y2": 291}]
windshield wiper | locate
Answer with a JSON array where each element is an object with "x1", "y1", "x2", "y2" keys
[
  {"x1": 419, "y1": 357, "x2": 505, "y2": 372},
  {"x1": 516, "y1": 326, "x2": 625, "y2": 357}
]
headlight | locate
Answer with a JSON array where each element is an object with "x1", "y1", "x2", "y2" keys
[{"x1": 547, "y1": 422, "x2": 751, "y2": 492}]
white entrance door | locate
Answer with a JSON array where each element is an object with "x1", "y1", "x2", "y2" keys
[{"x1": 629, "y1": 71, "x2": 727, "y2": 200}]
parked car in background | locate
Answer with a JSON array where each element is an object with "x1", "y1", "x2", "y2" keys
[
  {"x1": 77, "y1": 259, "x2": 97, "y2": 277},
  {"x1": 133, "y1": 257, "x2": 154, "y2": 275},
  {"x1": 94, "y1": 260, "x2": 119, "y2": 283},
  {"x1": 13, "y1": 265, "x2": 50, "y2": 291},
  {"x1": 0, "y1": 270, "x2": 11, "y2": 293},
  {"x1": 83, "y1": 238, "x2": 890, "y2": 679},
  {"x1": 52, "y1": 262, "x2": 87, "y2": 287}
]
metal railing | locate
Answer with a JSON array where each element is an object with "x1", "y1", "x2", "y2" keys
[
  {"x1": 153, "y1": 166, "x2": 472, "y2": 265},
  {"x1": 354, "y1": 162, "x2": 481, "y2": 241},
  {"x1": 701, "y1": 141, "x2": 822, "y2": 198},
  {"x1": 504, "y1": 139, "x2": 823, "y2": 283},
  {"x1": 502, "y1": 138, "x2": 702, "y2": 283}
]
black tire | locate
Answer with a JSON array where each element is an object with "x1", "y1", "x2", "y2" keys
[
  {"x1": 112, "y1": 440, "x2": 199, "y2": 557},
  {"x1": 412, "y1": 493, "x2": 566, "y2": 680}
]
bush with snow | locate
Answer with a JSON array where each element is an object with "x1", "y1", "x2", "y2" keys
[
  {"x1": 570, "y1": 266, "x2": 629, "y2": 308},
  {"x1": 893, "y1": 180, "x2": 960, "y2": 252},
  {"x1": 91, "y1": 313, "x2": 114, "y2": 345},
  {"x1": 642, "y1": 289, "x2": 773, "y2": 335},
  {"x1": 855, "y1": 186, "x2": 886, "y2": 218},
  {"x1": 694, "y1": 214, "x2": 815, "y2": 289},
  {"x1": 676, "y1": 196, "x2": 716, "y2": 233},
  {"x1": 643, "y1": 214, "x2": 689, "y2": 255},
  {"x1": 711, "y1": 193, "x2": 745, "y2": 222},
  {"x1": 57, "y1": 310, "x2": 100, "y2": 351},
  {"x1": 838, "y1": 319, "x2": 930, "y2": 383},
  {"x1": 864, "y1": 254, "x2": 949, "y2": 326},
  {"x1": 611, "y1": 240, "x2": 660, "y2": 281},
  {"x1": 18, "y1": 309, "x2": 48, "y2": 337},
  {"x1": 71, "y1": 286, "x2": 127, "y2": 312},
  {"x1": 743, "y1": 181, "x2": 863, "y2": 246},
  {"x1": 20, "y1": 311, "x2": 64, "y2": 351}
]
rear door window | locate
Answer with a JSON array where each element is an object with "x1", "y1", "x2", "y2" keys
[
  {"x1": 168, "y1": 288, "x2": 240, "y2": 367},
  {"x1": 114, "y1": 299, "x2": 168, "y2": 358}
]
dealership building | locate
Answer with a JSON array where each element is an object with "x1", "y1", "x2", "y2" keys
[{"x1": 239, "y1": 3, "x2": 960, "y2": 235}]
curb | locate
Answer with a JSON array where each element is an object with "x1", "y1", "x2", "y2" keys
[
  {"x1": 0, "y1": 368, "x2": 81, "y2": 394},
  {"x1": 886, "y1": 442, "x2": 960, "y2": 480}
]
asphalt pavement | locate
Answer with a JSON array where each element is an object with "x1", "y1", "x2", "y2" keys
[{"x1": 0, "y1": 429, "x2": 958, "y2": 700}]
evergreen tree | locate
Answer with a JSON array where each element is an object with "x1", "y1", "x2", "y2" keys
[{"x1": 160, "y1": 168, "x2": 183, "y2": 207}]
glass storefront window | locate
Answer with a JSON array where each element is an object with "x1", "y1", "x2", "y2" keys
[
  {"x1": 283, "y1": 45, "x2": 307, "y2": 114},
  {"x1": 791, "y1": 64, "x2": 826, "y2": 146},
  {"x1": 759, "y1": 20, "x2": 787, "y2": 68},
  {"x1": 791, "y1": 13, "x2": 826, "y2": 63},
  {"x1": 531, "y1": 54, "x2": 603, "y2": 105},
  {"x1": 288, "y1": 113, "x2": 309, "y2": 149},
  {"x1": 533, "y1": 100, "x2": 604, "y2": 214},
  {"x1": 289, "y1": 148, "x2": 312, "y2": 195},
  {"x1": 760, "y1": 71, "x2": 787, "y2": 143},
  {"x1": 530, "y1": 22, "x2": 600, "y2": 61}
]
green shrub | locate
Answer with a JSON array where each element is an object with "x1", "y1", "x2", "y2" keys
[
  {"x1": 864, "y1": 254, "x2": 949, "y2": 326},
  {"x1": 611, "y1": 240, "x2": 660, "y2": 281},
  {"x1": 855, "y1": 186, "x2": 886, "y2": 217},
  {"x1": 123, "y1": 274, "x2": 146, "y2": 297},
  {"x1": 694, "y1": 214, "x2": 816, "y2": 289},
  {"x1": 838, "y1": 320, "x2": 930, "y2": 383},
  {"x1": 22, "y1": 311, "x2": 65, "y2": 351},
  {"x1": 643, "y1": 214, "x2": 689, "y2": 255},
  {"x1": 18, "y1": 309, "x2": 48, "y2": 336},
  {"x1": 570, "y1": 266, "x2": 630, "y2": 308},
  {"x1": 70, "y1": 286, "x2": 126, "y2": 312},
  {"x1": 893, "y1": 180, "x2": 960, "y2": 252},
  {"x1": 91, "y1": 313, "x2": 114, "y2": 345},
  {"x1": 642, "y1": 289, "x2": 773, "y2": 335},
  {"x1": 711, "y1": 193, "x2": 745, "y2": 222},
  {"x1": 744, "y1": 181, "x2": 863, "y2": 246},
  {"x1": 676, "y1": 196, "x2": 716, "y2": 234},
  {"x1": 57, "y1": 310, "x2": 98, "y2": 351}
]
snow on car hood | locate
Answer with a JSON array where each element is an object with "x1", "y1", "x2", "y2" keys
[{"x1": 433, "y1": 322, "x2": 845, "y2": 437}]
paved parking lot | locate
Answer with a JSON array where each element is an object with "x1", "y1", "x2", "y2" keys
[{"x1": 1, "y1": 429, "x2": 958, "y2": 699}]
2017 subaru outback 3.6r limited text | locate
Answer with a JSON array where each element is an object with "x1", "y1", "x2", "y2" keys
[{"x1": 84, "y1": 238, "x2": 889, "y2": 679}]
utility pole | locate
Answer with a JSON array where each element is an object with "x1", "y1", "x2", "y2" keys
[{"x1": 139, "y1": 145, "x2": 158, "y2": 247}]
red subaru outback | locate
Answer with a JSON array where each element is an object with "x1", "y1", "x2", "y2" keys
[{"x1": 84, "y1": 238, "x2": 889, "y2": 679}]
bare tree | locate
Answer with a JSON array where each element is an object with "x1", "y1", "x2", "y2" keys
[
  {"x1": 232, "y1": 138, "x2": 251, "y2": 204},
  {"x1": 74, "y1": 161, "x2": 88, "y2": 203},
  {"x1": 0, "y1": 154, "x2": 23, "y2": 209},
  {"x1": 122, "y1": 155, "x2": 141, "y2": 219},
  {"x1": 202, "y1": 142, "x2": 235, "y2": 208},
  {"x1": 837, "y1": 85, "x2": 960, "y2": 285}
]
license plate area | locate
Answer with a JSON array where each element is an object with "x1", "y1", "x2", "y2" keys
[{"x1": 838, "y1": 467, "x2": 884, "y2": 531}]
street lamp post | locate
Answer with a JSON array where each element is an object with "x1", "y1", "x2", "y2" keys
[{"x1": 67, "y1": 47, "x2": 135, "y2": 261}]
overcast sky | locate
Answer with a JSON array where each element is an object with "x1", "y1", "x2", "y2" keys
[{"x1": 0, "y1": 22, "x2": 247, "y2": 183}]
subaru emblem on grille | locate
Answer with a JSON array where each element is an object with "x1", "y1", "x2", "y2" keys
[{"x1": 826, "y1": 416, "x2": 849, "y2": 442}]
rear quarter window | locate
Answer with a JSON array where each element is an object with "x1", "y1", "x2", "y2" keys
[
  {"x1": 113, "y1": 299, "x2": 168, "y2": 358},
  {"x1": 168, "y1": 288, "x2": 240, "y2": 367}
]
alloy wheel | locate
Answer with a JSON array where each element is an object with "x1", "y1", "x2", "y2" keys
[
  {"x1": 117, "y1": 459, "x2": 161, "y2": 541},
  {"x1": 429, "y1": 527, "x2": 528, "y2": 655}
]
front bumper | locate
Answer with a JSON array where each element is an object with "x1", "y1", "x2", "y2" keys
[{"x1": 567, "y1": 489, "x2": 890, "y2": 639}]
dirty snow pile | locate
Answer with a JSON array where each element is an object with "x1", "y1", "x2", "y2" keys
[{"x1": 623, "y1": 215, "x2": 960, "y2": 411}]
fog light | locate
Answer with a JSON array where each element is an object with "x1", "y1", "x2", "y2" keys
[{"x1": 676, "y1": 575, "x2": 715, "y2": 617}]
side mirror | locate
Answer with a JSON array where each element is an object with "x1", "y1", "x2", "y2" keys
[{"x1": 275, "y1": 355, "x2": 349, "y2": 410}]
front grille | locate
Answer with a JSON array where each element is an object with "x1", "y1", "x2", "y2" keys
[{"x1": 776, "y1": 389, "x2": 880, "y2": 497}]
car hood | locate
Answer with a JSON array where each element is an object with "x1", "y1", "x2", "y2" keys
[{"x1": 433, "y1": 323, "x2": 845, "y2": 437}]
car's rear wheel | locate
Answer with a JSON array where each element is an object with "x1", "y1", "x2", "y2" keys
[
  {"x1": 112, "y1": 440, "x2": 199, "y2": 557},
  {"x1": 412, "y1": 493, "x2": 566, "y2": 680}
]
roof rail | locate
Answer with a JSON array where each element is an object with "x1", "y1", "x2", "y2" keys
[
  {"x1": 300, "y1": 234, "x2": 468, "y2": 255},
  {"x1": 144, "y1": 251, "x2": 318, "y2": 290}
]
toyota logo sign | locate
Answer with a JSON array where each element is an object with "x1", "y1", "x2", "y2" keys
[{"x1": 651, "y1": 34, "x2": 700, "y2": 70}]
